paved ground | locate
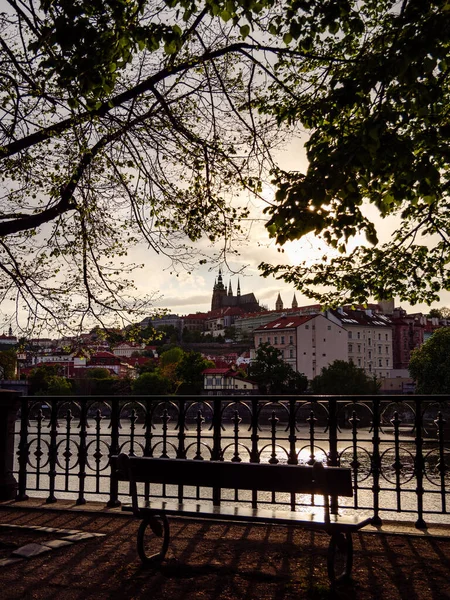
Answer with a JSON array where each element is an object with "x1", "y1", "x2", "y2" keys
[{"x1": 1, "y1": 500, "x2": 450, "y2": 600}]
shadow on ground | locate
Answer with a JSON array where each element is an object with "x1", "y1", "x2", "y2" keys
[{"x1": 0, "y1": 508, "x2": 449, "y2": 600}]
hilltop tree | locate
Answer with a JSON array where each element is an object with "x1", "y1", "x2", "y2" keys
[{"x1": 409, "y1": 327, "x2": 450, "y2": 394}]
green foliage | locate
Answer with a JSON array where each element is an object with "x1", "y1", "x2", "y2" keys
[
  {"x1": 175, "y1": 351, "x2": 214, "y2": 393},
  {"x1": 249, "y1": 342, "x2": 306, "y2": 394},
  {"x1": 311, "y1": 361, "x2": 380, "y2": 395},
  {"x1": 159, "y1": 346, "x2": 185, "y2": 367},
  {"x1": 409, "y1": 327, "x2": 450, "y2": 394},
  {"x1": 0, "y1": 1, "x2": 274, "y2": 331},
  {"x1": 258, "y1": 0, "x2": 450, "y2": 307},
  {"x1": 224, "y1": 326, "x2": 237, "y2": 341},
  {"x1": 28, "y1": 365, "x2": 62, "y2": 395},
  {"x1": 86, "y1": 367, "x2": 112, "y2": 379},
  {"x1": 5, "y1": 0, "x2": 450, "y2": 332},
  {"x1": 46, "y1": 375, "x2": 73, "y2": 395},
  {"x1": 0, "y1": 350, "x2": 17, "y2": 379},
  {"x1": 132, "y1": 371, "x2": 170, "y2": 395}
]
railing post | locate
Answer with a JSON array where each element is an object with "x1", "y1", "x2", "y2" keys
[
  {"x1": 327, "y1": 397, "x2": 339, "y2": 514},
  {"x1": 46, "y1": 398, "x2": 58, "y2": 504},
  {"x1": 76, "y1": 400, "x2": 88, "y2": 505},
  {"x1": 435, "y1": 411, "x2": 447, "y2": 515},
  {"x1": 211, "y1": 397, "x2": 222, "y2": 461},
  {"x1": 211, "y1": 396, "x2": 222, "y2": 506},
  {"x1": 371, "y1": 397, "x2": 382, "y2": 526},
  {"x1": 414, "y1": 397, "x2": 426, "y2": 529},
  {"x1": 0, "y1": 390, "x2": 21, "y2": 500},
  {"x1": 250, "y1": 397, "x2": 260, "y2": 464},
  {"x1": 107, "y1": 399, "x2": 121, "y2": 508},
  {"x1": 287, "y1": 396, "x2": 298, "y2": 465},
  {"x1": 176, "y1": 397, "x2": 187, "y2": 459},
  {"x1": 16, "y1": 395, "x2": 29, "y2": 501}
]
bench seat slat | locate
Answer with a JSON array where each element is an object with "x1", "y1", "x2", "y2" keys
[
  {"x1": 117, "y1": 456, "x2": 353, "y2": 497},
  {"x1": 122, "y1": 500, "x2": 372, "y2": 530}
]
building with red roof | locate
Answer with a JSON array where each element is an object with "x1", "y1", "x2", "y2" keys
[
  {"x1": 202, "y1": 367, "x2": 258, "y2": 395},
  {"x1": 254, "y1": 313, "x2": 348, "y2": 380}
]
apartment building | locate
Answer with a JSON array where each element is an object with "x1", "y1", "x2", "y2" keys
[
  {"x1": 327, "y1": 308, "x2": 393, "y2": 379},
  {"x1": 253, "y1": 314, "x2": 348, "y2": 380}
]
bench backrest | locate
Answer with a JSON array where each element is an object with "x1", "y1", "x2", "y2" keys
[{"x1": 113, "y1": 454, "x2": 353, "y2": 498}]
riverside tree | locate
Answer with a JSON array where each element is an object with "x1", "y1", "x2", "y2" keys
[
  {"x1": 311, "y1": 360, "x2": 380, "y2": 395},
  {"x1": 257, "y1": 0, "x2": 450, "y2": 307},
  {"x1": 408, "y1": 327, "x2": 450, "y2": 394},
  {"x1": 0, "y1": 0, "x2": 287, "y2": 333},
  {"x1": 2, "y1": 0, "x2": 450, "y2": 336},
  {"x1": 249, "y1": 342, "x2": 307, "y2": 394}
]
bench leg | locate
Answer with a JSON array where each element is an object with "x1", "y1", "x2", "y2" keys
[
  {"x1": 137, "y1": 513, "x2": 170, "y2": 565},
  {"x1": 327, "y1": 531, "x2": 353, "y2": 584}
]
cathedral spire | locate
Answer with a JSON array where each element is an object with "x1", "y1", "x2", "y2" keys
[
  {"x1": 292, "y1": 293, "x2": 298, "y2": 309},
  {"x1": 275, "y1": 293, "x2": 283, "y2": 311},
  {"x1": 228, "y1": 281, "x2": 233, "y2": 296},
  {"x1": 237, "y1": 278, "x2": 241, "y2": 296}
]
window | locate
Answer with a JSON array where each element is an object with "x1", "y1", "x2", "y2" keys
[
  {"x1": 378, "y1": 345, "x2": 382, "y2": 354},
  {"x1": 206, "y1": 377, "x2": 213, "y2": 386},
  {"x1": 289, "y1": 349, "x2": 294, "y2": 358},
  {"x1": 378, "y1": 333, "x2": 381, "y2": 340},
  {"x1": 386, "y1": 346, "x2": 389, "y2": 354},
  {"x1": 305, "y1": 325, "x2": 309, "y2": 329},
  {"x1": 327, "y1": 325, "x2": 331, "y2": 330},
  {"x1": 280, "y1": 350, "x2": 284, "y2": 358},
  {"x1": 385, "y1": 334, "x2": 389, "y2": 341},
  {"x1": 386, "y1": 359, "x2": 389, "y2": 367},
  {"x1": 259, "y1": 337, "x2": 262, "y2": 345},
  {"x1": 281, "y1": 336, "x2": 285, "y2": 344},
  {"x1": 267, "y1": 337, "x2": 271, "y2": 345},
  {"x1": 289, "y1": 336, "x2": 293, "y2": 344},
  {"x1": 369, "y1": 351, "x2": 372, "y2": 359},
  {"x1": 348, "y1": 331, "x2": 353, "y2": 339},
  {"x1": 357, "y1": 344, "x2": 361, "y2": 353},
  {"x1": 357, "y1": 358, "x2": 361, "y2": 366},
  {"x1": 378, "y1": 359, "x2": 382, "y2": 367},
  {"x1": 349, "y1": 344, "x2": 353, "y2": 352},
  {"x1": 274, "y1": 336, "x2": 278, "y2": 345},
  {"x1": 368, "y1": 338, "x2": 371, "y2": 346},
  {"x1": 357, "y1": 332, "x2": 361, "y2": 339}
]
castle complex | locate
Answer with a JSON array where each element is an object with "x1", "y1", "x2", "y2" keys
[{"x1": 211, "y1": 269, "x2": 260, "y2": 313}]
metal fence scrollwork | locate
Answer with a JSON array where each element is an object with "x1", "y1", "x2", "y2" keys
[{"x1": 13, "y1": 394, "x2": 450, "y2": 527}]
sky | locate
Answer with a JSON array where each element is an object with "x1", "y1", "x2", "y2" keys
[
  {"x1": 1, "y1": 2, "x2": 449, "y2": 334},
  {"x1": 124, "y1": 136, "x2": 333, "y2": 319},
  {"x1": 123, "y1": 129, "x2": 450, "y2": 320}
]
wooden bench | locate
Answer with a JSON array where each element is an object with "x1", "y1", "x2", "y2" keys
[{"x1": 113, "y1": 454, "x2": 373, "y2": 584}]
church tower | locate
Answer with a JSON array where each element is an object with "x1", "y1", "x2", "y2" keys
[
  {"x1": 275, "y1": 293, "x2": 283, "y2": 311},
  {"x1": 292, "y1": 293, "x2": 298, "y2": 309},
  {"x1": 211, "y1": 268, "x2": 227, "y2": 310}
]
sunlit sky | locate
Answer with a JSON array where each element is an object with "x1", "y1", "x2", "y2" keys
[
  {"x1": 126, "y1": 131, "x2": 450, "y2": 320},
  {"x1": 1, "y1": 2, "x2": 448, "y2": 333}
]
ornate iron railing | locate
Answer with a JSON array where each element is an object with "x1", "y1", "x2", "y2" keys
[{"x1": 13, "y1": 394, "x2": 450, "y2": 527}]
